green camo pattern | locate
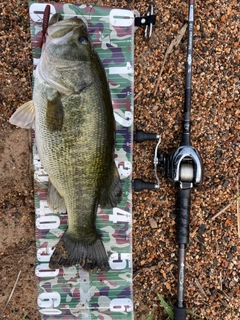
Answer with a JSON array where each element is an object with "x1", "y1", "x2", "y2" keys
[{"x1": 29, "y1": 2, "x2": 134, "y2": 319}]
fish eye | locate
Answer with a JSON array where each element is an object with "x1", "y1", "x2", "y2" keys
[{"x1": 78, "y1": 36, "x2": 88, "y2": 44}]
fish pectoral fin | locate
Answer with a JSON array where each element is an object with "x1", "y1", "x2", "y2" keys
[
  {"x1": 9, "y1": 100, "x2": 35, "y2": 129},
  {"x1": 47, "y1": 179, "x2": 66, "y2": 213},
  {"x1": 46, "y1": 89, "x2": 64, "y2": 132},
  {"x1": 99, "y1": 163, "x2": 122, "y2": 209}
]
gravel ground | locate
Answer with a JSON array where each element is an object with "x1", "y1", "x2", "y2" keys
[{"x1": 0, "y1": 0, "x2": 239, "y2": 319}]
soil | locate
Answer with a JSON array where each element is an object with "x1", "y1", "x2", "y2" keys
[{"x1": 0, "y1": 0, "x2": 239, "y2": 319}]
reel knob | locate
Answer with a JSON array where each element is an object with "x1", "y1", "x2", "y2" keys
[
  {"x1": 132, "y1": 179, "x2": 159, "y2": 192},
  {"x1": 134, "y1": 130, "x2": 159, "y2": 142}
]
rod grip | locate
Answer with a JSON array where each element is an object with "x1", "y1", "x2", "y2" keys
[
  {"x1": 174, "y1": 304, "x2": 186, "y2": 320},
  {"x1": 176, "y1": 188, "x2": 191, "y2": 244}
]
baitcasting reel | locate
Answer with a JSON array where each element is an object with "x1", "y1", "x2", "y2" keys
[{"x1": 133, "y1": 129, "x2": 203, "y2": 192}]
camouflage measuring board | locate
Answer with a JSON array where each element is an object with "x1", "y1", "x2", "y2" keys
[{"x1": 29, "y1": 2, "x2": 134, "y2": 319}]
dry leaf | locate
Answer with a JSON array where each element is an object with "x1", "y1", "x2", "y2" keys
[{"x1": 154, "y1": 23, "x2": 187, "y2": 95}]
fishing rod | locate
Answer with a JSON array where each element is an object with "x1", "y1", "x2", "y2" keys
[{"x1": 133, "y1": 1, "x2": 203, "y2": 319}]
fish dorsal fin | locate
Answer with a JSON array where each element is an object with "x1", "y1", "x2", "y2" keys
[{"x1": 9, "y1": 100, "x2": 35, "y2": 129}]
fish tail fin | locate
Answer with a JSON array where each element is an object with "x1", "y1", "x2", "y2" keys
[{"x1": 49, "y1": 232, "x2": 109, "y2": 272}]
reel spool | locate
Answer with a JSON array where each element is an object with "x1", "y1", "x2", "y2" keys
[{"x1": 180, "y1": 161, "x2": 194, "y2": 182}]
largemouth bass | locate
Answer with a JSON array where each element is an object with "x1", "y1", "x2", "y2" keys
[{"x1": 9, "y1": 14, "x2": 122, "y2": 271}]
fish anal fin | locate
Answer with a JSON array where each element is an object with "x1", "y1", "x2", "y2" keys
[
  {"x1": 99, "y1": 163, "x2": 122, "y2": 209},
  {"x1": 46, "y1": 89, "x2": 64, "y2": 132},
  {"x1": 9, "y1": 100, "x2": 35, "y2": 129},
  {"x1": 47, "y1": 179, "x2": 66, "y2": 213}
]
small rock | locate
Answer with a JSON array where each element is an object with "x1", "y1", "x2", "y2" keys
[
  {"x1": 149, "y1": 217, "x2": 158, "y2": 229},
  {"x1": 198, "y1": 224, "x2": 206, "y2": 235},
  {"x1": 227, "y1": 252, "x2": 233, "y2": 260},
  {"x1": 230, "y1": 246, "x2": 237, "y2": 253},
  {"x1": 222, "y1": 260, "x2": 229, "y2": 268},
  {"x1": 223, "y1": 180, "x2": 229, "y2": 187}
]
